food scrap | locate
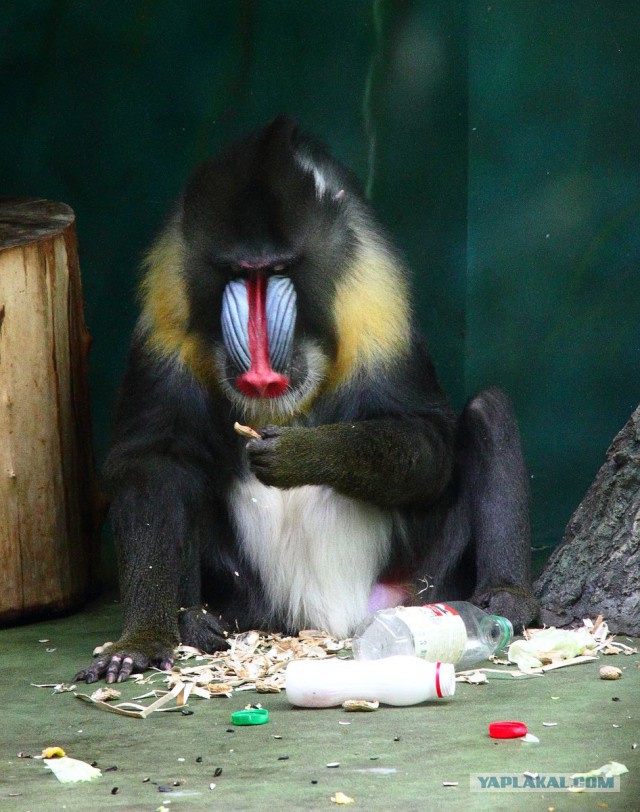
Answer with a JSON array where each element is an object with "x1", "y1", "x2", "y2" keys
[
  {"x1": 342, "y1": 699, "x2": 379, "y2": 711},
  {"x1": 90, "y1": 687, "x2": 121, "y2": 702},
  {"x1": 507, "y1": 616, "x2": 636, "y2": 672},
  {"x1": 233, "y1": 422, "x2": 262, "y2": 440},
  {"x1": 599, "y1": 666, "x2": 622, "y2": 680},
  {"x1": 331, "y1": 791, "x2": 354, "y2": 805},
  {"x1": 38, "y1": 747, "x2": 102, "y2": 784},
  {"x1": 572, "y1": 762, "x2": 628, "y2": 781},
  {"x1": 456, "y1": 670, "x2": 488, "y2": 685}
]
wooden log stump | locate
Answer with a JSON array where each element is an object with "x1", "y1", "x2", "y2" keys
[
  {"x1": 0, "y1": 198, "x2": 100, "y2": 624},
  {"x1": 535, "y1": 405, "x2": 640, "y2": 635}
]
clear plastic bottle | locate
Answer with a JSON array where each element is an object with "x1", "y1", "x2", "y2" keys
[
  {"x1": 352, "y1": 601, "x2": 513, "y2": 670},
  {"x1": 285, "y1": 655, "x2": 456, "y2": 707}
]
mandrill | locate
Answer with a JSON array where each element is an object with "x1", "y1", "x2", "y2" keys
[{"x1": 76, "y1": 116, "x2": 537, "y2": 683}]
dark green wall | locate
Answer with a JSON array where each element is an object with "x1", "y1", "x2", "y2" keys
[{"x1": 2, "y1": 1, "x2": 639, "y2": 568}]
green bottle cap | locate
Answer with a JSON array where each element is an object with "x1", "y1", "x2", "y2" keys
[{"x1": 231, "y1": 707, "x2": 270, "y2": 726}]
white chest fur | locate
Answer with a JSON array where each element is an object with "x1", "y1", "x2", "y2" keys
[{"x1": 228, "y1": 476, "x2": 393, "y2": 638}]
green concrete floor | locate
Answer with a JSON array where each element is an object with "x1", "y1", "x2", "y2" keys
[{"x1": 0, "y1": 598, "x2": 638, "y2": 812}]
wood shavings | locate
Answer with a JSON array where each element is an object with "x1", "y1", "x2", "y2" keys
[
  {"x1": 31, "y1": 682, "x2": 77, "y2": 693},
  {"x1": 342, "y1": 699, "x2": 379, "y2": 711},
  {"x1": 456, "y1": 670, "x2": 488, "y2": 685},
  {"x1": 537, "y1": 655, "x2": 598, "y2": 671},
  {"x1": 255, "y1": 680, "x2": 282, "y2": 693},
  {"x1": 457, "y1": 652, "x2": 598, "y2": 681},
  {"x1": 169, "y1": 629, "x2": 347, "y2": 697},
  {"x1": 580, "y1": 617, "x2": 636, "y2": 654},
  {"x1": 75, "y1": 680, "x2": 186, "y2": 718},
  {"x1": 458, "y1": 667, "x2": 541, "y2": 680},
  {"x1": 604, "y1": 642, "x2": 637, "y2": 655},
  {"x1": 207, "y1": 684, "x2": 235, "y2": 697},
  {"x1": 77, "y1": 630, "x2": 348, "y2": 718},
  {"x1": 90, "y1": 687, "x2": 121, "y2": 702}
]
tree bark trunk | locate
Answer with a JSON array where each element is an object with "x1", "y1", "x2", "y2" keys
[
  {"x1": 535, "y1": 405, "x2": 640, "y2": 635},
  {"x1": 0, "y1": 198, "x2": 101, "y2": 623}
]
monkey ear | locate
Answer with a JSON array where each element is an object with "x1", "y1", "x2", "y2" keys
[
  {"x1": 255, "y1": 116, "x2": 324, "y2": 200},
  {"x1": 257, "y1": 115, "x2": 298, "y2": 163},
  {"x1": 262, "y1": 114, "x2": 298, "y2": 143}
]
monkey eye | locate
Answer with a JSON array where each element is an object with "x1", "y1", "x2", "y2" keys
[
  {"x1": 237, "y1": 260, "x2": 295, "y2": 276},
  {"x1": 213, "y1": 253, "x2": 298, "y2": 278}
]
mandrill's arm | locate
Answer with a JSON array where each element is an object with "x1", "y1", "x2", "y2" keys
[
  {"x1": 75, "y1": 349, "x2": 229, "y2": 684},
  {"x1": 247, "y1": 414, "x2": 455, "y2": 507}
]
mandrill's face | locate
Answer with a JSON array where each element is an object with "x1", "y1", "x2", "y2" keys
[
  {"x1": 177, "y1": 117, "x2": 368, "y2": 422},
  {"x1": 215, "y1": 267, "x2": 330, "y2": 423}
]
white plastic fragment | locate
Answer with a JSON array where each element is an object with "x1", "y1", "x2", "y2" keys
[
  {"x1": 572, "y1": 761, "x2": 628, "y2": 780},
  {"x1": 43, "y1": 755, "x2": 102, "y2": 783}
]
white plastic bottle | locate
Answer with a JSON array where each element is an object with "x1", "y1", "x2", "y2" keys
[
  {"x1": 285, "y1": 655, "x2": 455, "y2": 707},
  {"x1": 351, "y1": 602, "x2": 513, "y2": 669}
]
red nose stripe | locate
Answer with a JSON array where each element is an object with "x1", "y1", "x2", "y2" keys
[{"x1": 236, "y1": 273, "x2": 289, "y2": 399}]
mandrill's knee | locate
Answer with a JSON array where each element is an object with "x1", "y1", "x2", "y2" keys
[{"x1": 458, "y1": 387, "x2": 524, "y2": 457}]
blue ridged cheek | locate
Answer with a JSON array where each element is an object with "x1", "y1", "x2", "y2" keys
[
  {"x1": 221, "y1": 279, "x2": 251, "y2": 372},
  {"x1": 266, "y1": 276, "x2": 296, "y2": 370},
  {"x1": 221, "y1": 275, "x2": 297, "y2": 373}
]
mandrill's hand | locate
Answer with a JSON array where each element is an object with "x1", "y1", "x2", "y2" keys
[
  {"x1": 74, "y1": 636, "x2": 175, "y2": 684},
  {"x1": 247, "y1": 425, "x2": 320, "y2": 489}
]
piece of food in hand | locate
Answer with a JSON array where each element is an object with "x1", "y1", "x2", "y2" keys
[{"x1": 233, "y1": 422, "x2": 262, "y2": 440}]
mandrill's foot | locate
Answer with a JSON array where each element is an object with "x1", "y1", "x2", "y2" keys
[
  {"x1": 177, "y1": 606, "x2": 231, "y2": 654},
  {"x1": 472, "y1": 586, "x2": 539, "y2": 633},
  {"x1": 75, "y1": 609, "x2": 231, "y2": 684},
  {"x1": 74, "y1": 636, "x2": 176, "y2": 684}
]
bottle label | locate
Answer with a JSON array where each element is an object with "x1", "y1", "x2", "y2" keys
[{"x1": 397, "y1": 604, "x2": 467, "y2": 662}]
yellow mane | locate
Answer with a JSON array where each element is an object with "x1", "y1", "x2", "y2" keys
[
  {"x1": 328, "y1": 232, "x2": 411, "y2": 388},
  {"x1": 139, "y1": 227, "x2": 217, "y2": 386}
]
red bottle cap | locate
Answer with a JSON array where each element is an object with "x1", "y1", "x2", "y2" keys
[{"x1": 488, "y1": 721, "x2": 528, "y2": 739}]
